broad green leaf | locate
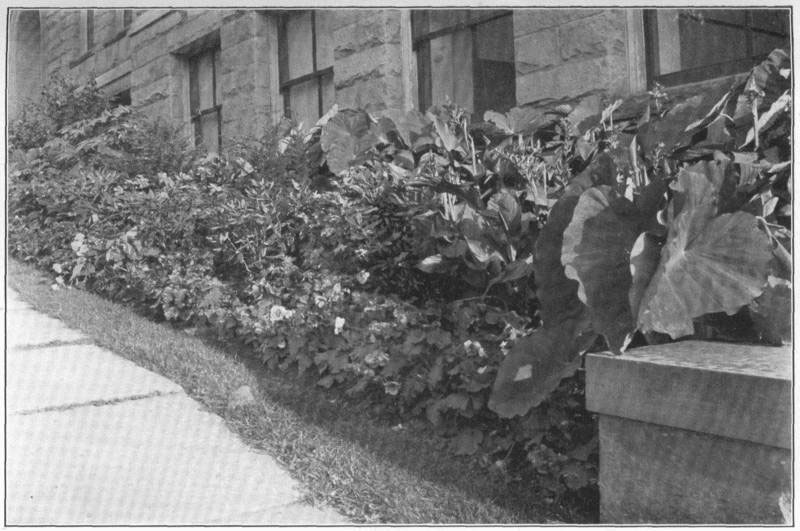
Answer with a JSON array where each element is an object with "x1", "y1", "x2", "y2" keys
[
  {"x1": 428, "y1": 114, "x2": 462, "y2": 153},
  {"x1": 749, "y1": 276, "x2": 792, "y2": 345},
  {"x1": 484, "y1": 106, "x2": 551, "y2": 136},
  {"x1": 561, "y1": 186, "x2": 645, "y2": 352},
  {"x1": 320, "y1": 109, "x2": 377, "y2": 175},
  {"x1": 637, "y1": 175, "x2": 773, "y2": 338},
  {"x1": 417, "y1": 254, "x2": 443, "y2": 273},
  {"x1": 741, "y1": 91, "x2": 791, "y2": 148},
  {"x1": 378, "y1": 108, "x2": 431, "y2": 148},
  {"x1": 534, "y1": 153, "x2": 615, "y2": 330},
  {"x1": 638, "y1": 86, "x2": 729, "y2": 157},
  {"x1": 451, "y1": 428, "x2": 483, "y2": 456},
  {"x1": 488, "y1": 325, "x2": 595, "y2": 418},
  {"x1": 487, "y1": 190, "x2": 522, "y2": 233},
  {"x1": 628, "y1": 232, "x2": 663, "y2": 323}
]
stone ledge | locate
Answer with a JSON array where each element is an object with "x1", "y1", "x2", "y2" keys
[{"x1": 586, "y1": 340, "x2": 791, "y2": 449}]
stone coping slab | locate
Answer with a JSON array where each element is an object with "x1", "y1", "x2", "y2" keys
[{"x1": 586, "y1": 340, "x2": 792, "y2": 449}]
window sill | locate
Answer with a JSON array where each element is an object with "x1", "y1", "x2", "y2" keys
[
  {"x1": 69, "y1": 51, "x2": 93, "y2": 69},
  {"x1": 103, "y1": 29, "x2": 128, "y2": 49}
]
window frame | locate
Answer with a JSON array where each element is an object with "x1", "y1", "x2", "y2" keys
[
  {"x1": 82, "y1": 9, "x2": 94, "y2": 52},
  {"x1": 188, "y1": 46, "x2": 222, "y2": 152},
  {"x1": 643, "y1": 9, "x2": 790, "y2": 87},
  {"x1": 411, "y1": 9, "x2": 515, "y2": 115},
  {"x1": 277, "y1": 10, "x2": 334, "y2": 121}
]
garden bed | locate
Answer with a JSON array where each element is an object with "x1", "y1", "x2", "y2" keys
[{"x1": 8, "y1": 49, "x2": 791, "y2": 521}]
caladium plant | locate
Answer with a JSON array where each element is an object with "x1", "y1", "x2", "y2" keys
[{"x1": 490, "y1": 49, "x2": 792, "y2": 418}]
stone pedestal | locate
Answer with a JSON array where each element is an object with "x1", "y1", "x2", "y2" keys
[{"x1": 586, "y1": 340, "x2": 792, "y2": 524}]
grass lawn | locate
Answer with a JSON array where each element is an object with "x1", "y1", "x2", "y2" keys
[{"x1": 7, "y1": 258, "x2": 582, "y2": 524}]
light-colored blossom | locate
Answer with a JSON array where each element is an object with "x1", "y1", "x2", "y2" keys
[{"x1": 334, "y1": 316, "x2": 346, "y2": 335}]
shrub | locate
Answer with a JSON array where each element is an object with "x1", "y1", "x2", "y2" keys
[{"x1": 10, "y1": 73, "x2": 110, "y2": 150}]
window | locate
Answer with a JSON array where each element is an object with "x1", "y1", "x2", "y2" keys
[
  {"x1": 412, "y1": 10, "x2": 516, "y2": 117},
  {"x1": 644, "y1": 9, "x2": 790, "y2": 87},
  {"x1": 278, "y1": 10, "x2": 334, "y2": 128},
  {"x1": 189, "y1": 47, "x2": 222, "y2": 153}
]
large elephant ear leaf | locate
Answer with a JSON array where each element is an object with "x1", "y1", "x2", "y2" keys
[
  {"x1": 629, "y1": 232, "x2": 664, "y2": 322},
  {"x1": 749, "y1": 276, "x2": 792, "y2": 345},
  {"x1": 637, "y1": 193, "x2": 773, "y2": 339},
  {"x1": 488, "y1": 325, "x2": 596, "y2": 418},
  {"x1": 561, "y1": 186, "x2": 645, "y2": 352},
  {"x1": 320, "y1": 109, "x2": 377, "y2": 175},
  {"x1": 534, "y1": 153, "x2": 616, "y2": 331}
]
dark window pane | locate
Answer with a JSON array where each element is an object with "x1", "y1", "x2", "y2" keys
[
  {"x1": 474, "y1": 15, "x2": 515, "y2": 115},
  {"x1": 86, "y1": 10, "x2": 94, "y2": 50},
  {"x1": 678, "y1": 14, "x2": 748, "y2": 71},
  {"x1": 750, "y1": 10, "x2": 789, "y2": 34},
  {"x1": 286, "y1": 78, "x2": 320, "y2": 127}
]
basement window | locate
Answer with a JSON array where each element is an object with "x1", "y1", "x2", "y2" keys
[
  {"x1": 412, "y1": 10, "x2": 516, "y2": 117},
  {"x1": 278, "y1": 10, "x2": 334, "y2": 128},
  {"x1": 644, "y1": 9, "x2": 790, "y2": 87},
  {"x1": 189, "y1": 47, "x2": 222, "y2": 154}
]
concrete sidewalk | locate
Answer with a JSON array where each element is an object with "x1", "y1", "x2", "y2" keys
[{"x1": 5, "y1": 288, "x2": 347, "y2": 525}]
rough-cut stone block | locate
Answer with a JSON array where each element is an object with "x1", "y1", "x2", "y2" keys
[
  {"x1": 336, "y1": 77, "x2": 404, "y2": 110},
  {"x1": 587, "y1": 341, "x2": 792, "y2": 524},
  {"x1": 334, "y1": 45, "x2": 401, "y2": 90},
  {"x1": 558, "y1": 11, "x2": 626, "y2": 61},
  {"x1": 599, "y1": 416, "x2": 790, "y2": 523},
  {"x1": 516, "y1": 55, "x2": 628, "y2": 104},
  {"x1": 167, "y1": 10, "x2": 224, "y2": 52},
  {"x1": 330, "y1": 9, "x2": 387, "y2": 31},
  {"x1": 515, "y1": 28, "x2": 559, "y2": 75},
  {"x1": 334, "y1": 14, "x2": 400, "y2": 60},
  {"x1": 513, "y1": 9, "x2": 602, "y2": 36}
]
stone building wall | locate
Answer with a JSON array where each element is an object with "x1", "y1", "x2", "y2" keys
[
  {"x1": 16, "y1": 8, "x2": 654, "y2": 146},
  {"x1": 513, "y1": 9, "x2": 631, "y2": 106},
  {"x1": 331, "y1": 9, "x2": 407, "y2": 111}
]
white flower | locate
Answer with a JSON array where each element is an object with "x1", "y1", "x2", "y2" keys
[
  {"x1": 464, "y1": 339, "x2": 486, "y2": 358},
  {"x1": 269, "y1": 304, "x2": 294, "y2": 322},
  {"x1": 393, "y1": 308, "x2": 409, "y2": 326},
  {"x1": 384, "y1": 381, "x2": 401, "y2": 395},
  {"x1": 334, "y1": 316, "x2": 346, "y2": 335},
  {"x1": 356, "y1": 270, "x2": 370, "y2": 285},
  {"x1": 364, "y1": 350, "x2": 389, "y2": 367}
]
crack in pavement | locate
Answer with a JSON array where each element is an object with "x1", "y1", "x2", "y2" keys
[
  {"x1": 11, "y1": 390, "x2": 182, "y2": 416},
  {"x1": 13, "y1": 338, "x2": 95, "y2": 350}
]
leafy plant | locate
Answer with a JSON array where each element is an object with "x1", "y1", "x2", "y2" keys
[{"x1": 490, "y1": 49, "x2": 792, "y2": 418}]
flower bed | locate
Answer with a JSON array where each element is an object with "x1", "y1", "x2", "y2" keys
[{"x1": 9, "y1": 51, "x2": 791, "y2": 515}]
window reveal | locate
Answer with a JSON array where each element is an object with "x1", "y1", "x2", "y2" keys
[
  {"x1": 189, "y1": 47, "x2": 222, "y2": 153},
  {"x1": 278, "y1": 10, "x2": 334, "y2": 128}
]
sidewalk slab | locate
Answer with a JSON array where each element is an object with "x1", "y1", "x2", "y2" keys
[
  {"x1": 7, "y1": 344, "x2": 182, "y2": 414},
  {"x1": 7, "y1": 393, "x2": 347, "y2": 525},
  {"x1": 5, "y1": 288, "x2": 32, "y2": 311},
  {"x1": 7, "y1": 308, "x2": 87, "y2": 347}
]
